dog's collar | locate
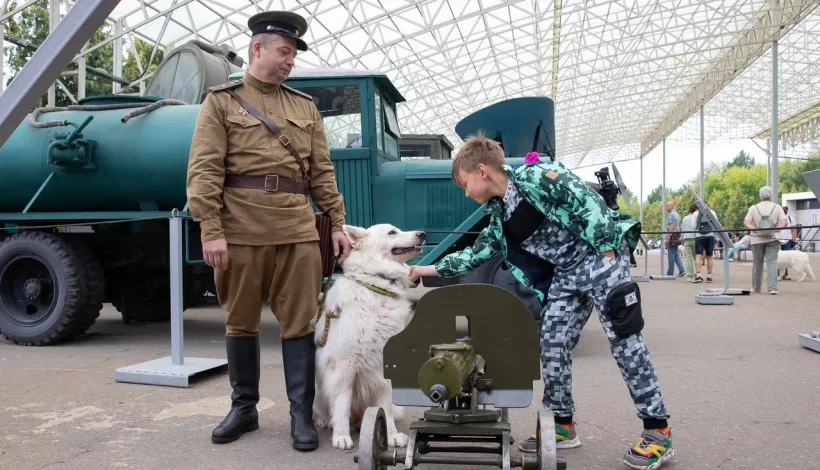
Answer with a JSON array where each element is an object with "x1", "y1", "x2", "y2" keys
[{"x1": 355, "y1": 280, "x2": 398, "y2": 298}]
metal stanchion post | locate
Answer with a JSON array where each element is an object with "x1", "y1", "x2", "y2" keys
[
  {"x1": 115, "y1": 213, "x2": 227, "y2": 387},
  {"x1": 651, "y1": 140, "x2": 676, "y2": 280}
]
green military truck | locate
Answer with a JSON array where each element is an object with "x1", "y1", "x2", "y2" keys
[{"x1": 0, "y1": 41, "x2": 559, "y2": 346}]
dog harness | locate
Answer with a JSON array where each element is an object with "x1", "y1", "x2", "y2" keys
[
  {"x1": 315, "y1": 277, "x2": 399, "y2": 347},
  {"x1": 354, "y1": 281, "x2": 398, "y2": 297}
]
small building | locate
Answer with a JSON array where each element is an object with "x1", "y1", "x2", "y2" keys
[
  {"x1": 399, "y1": 134, "x2": 455, "y2": 160},
  {"x1": 781, "y1": 191, "x2": 820, "y2": 251}
]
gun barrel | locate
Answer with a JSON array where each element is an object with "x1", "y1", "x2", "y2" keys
[{"x1": 418, "y1": 342, "x2": 478, "y2": 403}]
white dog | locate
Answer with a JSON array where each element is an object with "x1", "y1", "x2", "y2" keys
[
  {"x1": 313, "y1": 224, "x2": 426, "y2": 450},
  {"x1": 778, "y1": 247, "x2": 815, "y2": 282}
]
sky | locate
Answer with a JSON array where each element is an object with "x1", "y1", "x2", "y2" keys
[{"x1": 571, "y1": 138, "x2": 772, "y2": 206}]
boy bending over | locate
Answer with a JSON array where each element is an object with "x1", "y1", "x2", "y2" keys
[{"x1": 410, "y1": 134, "x2": 673, "y2": 470}]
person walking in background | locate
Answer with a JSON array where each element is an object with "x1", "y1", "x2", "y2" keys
[
  {"x1": 664, "y1": 201, "x2": 685, "y2": 277},
  {"x1": 778, "y1": 206, "x2": 798, "y2": 280},
  {"x1": 681, "y1": 204, "x2": 698, "y2": 282},
  {"x1": 693, "y1": 207, "x2": 719, "y2": 283},
  {"x1": 744, "y1": 186, "x2": 788, "y2": 294}
]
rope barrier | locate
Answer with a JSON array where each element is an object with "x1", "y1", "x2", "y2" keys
[
  {"x1": 2, "y1": 216, "x2": 819, "y2": 246},
  {"x1": 424, "y1": 225, "x2": 820, "y2": 241}
]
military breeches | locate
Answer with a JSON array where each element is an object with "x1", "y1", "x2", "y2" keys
[
  {"x1": 540, "y1": 240, "x2": 670, "y2": 421},
  {"x1": 215, "y1": 242, "x2": 322, "y2": 339}
]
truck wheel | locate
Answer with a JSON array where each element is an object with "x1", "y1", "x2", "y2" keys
[
  {"x1": 66, "y1": 240, "x2": 105, "y2": 337},
  {"x1": 109, "y1": 267, "x2": 196, "y2": 324},
  {"x1": 0, "y1": 232, "x2": 88, "y2": 345}
]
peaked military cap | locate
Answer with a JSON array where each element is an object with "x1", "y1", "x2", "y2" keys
[{"x1": 248, "y1": 11, "x2": 309, "y2": 51}]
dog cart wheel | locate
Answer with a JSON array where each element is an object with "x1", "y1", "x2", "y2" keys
[
  {"x1": 538, "y1": 411, "x2": 559, "y2": 470},
  {"x1": 358, "y1": 407, "x2": 389, "y2": 470}
]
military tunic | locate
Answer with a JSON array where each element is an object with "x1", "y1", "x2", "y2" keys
[
  {"x1": 186, "y1": 72, "x2": 345, "y2": 246},
  {"x1": 186, "y1": 72, "x2": 346, "y2": 339}
]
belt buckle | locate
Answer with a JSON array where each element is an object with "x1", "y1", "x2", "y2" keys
[
  {"x1": 279, "y1": 134, "x2": 291, "y2": 147},
  {"x1": 264, "y1": 175, "x2": 279, "y2": 192}
]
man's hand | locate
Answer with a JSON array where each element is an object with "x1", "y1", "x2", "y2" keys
[
  {"x1": 203, "y1": 238, "x2": 229, "y2": 270},
  {"x1": 410, "y1": 265, "x2": 438, "y2": 283},
  {"x1": 602, "y1": 250, "x2": 616, "y2": 259},
  {"x1": 332, "y1": 231, "x2": 352, "y2": 264}
]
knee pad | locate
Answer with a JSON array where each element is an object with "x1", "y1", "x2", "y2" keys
[{"x1": 606, "y1": 281, "x2": 644, "y2": 338}]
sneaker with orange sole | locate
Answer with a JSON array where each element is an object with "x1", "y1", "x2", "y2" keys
[
  {"x1": 518, "y1": 421, "x2": 581, "y2": 453},
  {"x1": 622, "y1": 427, "x2": 674, "y2": 469}
]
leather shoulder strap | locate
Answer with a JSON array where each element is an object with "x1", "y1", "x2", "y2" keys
[
  {"x1": 281, "y1": 84, "x2": 313, "y2": 100},
  {"x1": 225, "y1": 89, "x2": 309, "y2": 182},
  {"x1": 207, "y1": 79, "x2": 243, "y2": 93}
]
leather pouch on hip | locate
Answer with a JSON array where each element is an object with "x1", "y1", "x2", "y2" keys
[{"x1": 606, "y1": 281, "x2": 644, "y2": 338}]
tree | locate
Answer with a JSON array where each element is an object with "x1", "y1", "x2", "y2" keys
[
  {"x1": 704, "y1": 164, "x2": 767, "y2": 231},
  {"x1": 727, "y1": 150, "x2": 755, "y2": 169},
  {"x1": 646, "y1": 185, "x2": 663, "y2": 204},
  {"x1": 3, "y1": 1, "x2": 159, "y2": 104},
  {"x1": 640, "y1": 202, "x2": 663, "y2": 241},
  {"x1": 120, "y1": 38, "x2": 165, "y2": 94},
  {"x1": 777, "y1": 157, "x2": 820, "y2": 194}
]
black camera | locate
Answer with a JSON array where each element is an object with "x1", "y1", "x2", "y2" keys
[{"x1": 594, "y1": 167, "x2": 620, "y2": 211}]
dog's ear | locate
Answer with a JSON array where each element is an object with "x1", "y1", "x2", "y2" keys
[{"x1": 343, "y1": 225, "x2": 368, "y2": 250}]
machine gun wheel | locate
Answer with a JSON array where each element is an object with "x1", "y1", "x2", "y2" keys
[
  {"x1": 358, "y1": 407, "x2": 389, "y2": 470},
  {"x1": 538, "y1": 411, "x2": 559, "y2": 470}
]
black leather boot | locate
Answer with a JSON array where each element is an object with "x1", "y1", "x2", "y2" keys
[
  {"x1": 281, "y1": 334, "x2": 319, "y2": 451},
  {"x1": 211, "y1": 335, "x2": 260, "y2": 444}
]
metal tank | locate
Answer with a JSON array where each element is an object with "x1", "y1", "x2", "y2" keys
[
  {"x1": 0, "y1": 98, "x2": 198, "y2": 213},
  {"x1": 0, "y1": 40, "x2": 244, "y2": 214}
]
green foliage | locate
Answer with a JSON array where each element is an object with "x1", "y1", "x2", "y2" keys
[
  {"x1": 640, "y1": 202, "x2": 663, "y2": 240},
  {"x1": 646, "y1": 185, "x2": 663, "y2": 204},
  {"x1": 636, "y1": 150, "x2": 820, "y2": 236},
  {"x1": 727, "y1": 150, "x2": 754, "y2": 169},
  {"x1": 3, "y1": 1, "x2": 163, "y2": 103},
  {"x1": 120, "y1": 38, "x2": 165, "y2": 94}
]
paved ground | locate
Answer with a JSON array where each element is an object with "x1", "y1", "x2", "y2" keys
[{"x1": 2, "y1": 251, "x2": 820, "y2": 470}]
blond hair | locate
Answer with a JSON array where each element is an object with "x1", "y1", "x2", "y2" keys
[{"x1": 451, "y1": 132, "x2": 506, "y2": 185}]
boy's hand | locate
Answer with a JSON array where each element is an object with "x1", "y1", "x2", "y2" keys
[
  {"x1": 410, "y1": 265, "x2": 438, "y2": 283},
  {"x1": 601, "y1": 250, "x2": 616, "y2": 259}
]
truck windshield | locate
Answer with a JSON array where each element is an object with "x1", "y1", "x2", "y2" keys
[{"x1": 299, "y1": 85, "x2": 363, "y2": 149}]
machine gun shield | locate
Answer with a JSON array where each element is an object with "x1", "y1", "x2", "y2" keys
[{"x1": 383, "y1": 284, "x2": 541, "y2": 408}]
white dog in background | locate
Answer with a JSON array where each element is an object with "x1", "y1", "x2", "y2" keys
[
  {"x1": 778, "y1": 247, "x2": 816, "y2": 281},
  {"x1": 313, "y1": 224, "x2": 426, "y2": 450}
]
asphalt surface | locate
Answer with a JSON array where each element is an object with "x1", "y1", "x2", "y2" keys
[{"x1": 2, "y1": 251, "x2": 820, "y2": 470}]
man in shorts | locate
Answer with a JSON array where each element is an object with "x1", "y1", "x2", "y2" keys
[{"x1": 694, "y1": 208, "x2": 719, "y2": 283}]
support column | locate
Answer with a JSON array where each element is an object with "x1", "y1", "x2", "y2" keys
[
  {"x1": 47, "y1": 0, "x2": 60, "y2": 106},
  {"x1": 661, "y1": 140, "x2": 667, "y2": 275},
  {"x1": 640, "y1": 158, "x2": 643, "y2": 225},
  {"x1": 112, "y1": 19, "x2": 123, "y2": 94},
  {"x1": 772, "y1": 39, "x2": 779, "y2": 204},
  {"x1": 651, "y1": 140, "x2": 676, "y2": 280},
  {"x1": 78, "y1": 44, "x2": 86, "y2": 99},
  {"x1": 0, "y1": 22, "x2": 4, "y2": 95},
  {"x1": 700, "y1": 106, "x2": 705, "y2": 197}
]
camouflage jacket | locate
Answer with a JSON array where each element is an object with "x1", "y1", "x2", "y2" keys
[{"x1": 434, "y1": 161, "x2": 641, "y2": 309}]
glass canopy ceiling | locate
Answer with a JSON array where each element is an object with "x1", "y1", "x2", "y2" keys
[{"x1": 3, "y1": 0, "x2": 819, "y2": 167}]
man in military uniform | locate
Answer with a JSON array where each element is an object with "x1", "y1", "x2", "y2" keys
[{"x1": 186, "y1": 10, "x2": 350, "y2": 451}]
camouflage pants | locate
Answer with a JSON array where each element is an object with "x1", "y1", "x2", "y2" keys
[{"x1": 540, "y1": 240, "x2": 670, "y2": 421}]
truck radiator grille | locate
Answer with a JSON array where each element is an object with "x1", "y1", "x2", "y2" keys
[
  {"x1": 334, "y1": 158, "x2": 372, "y2": 228},
  {"x1": 425, "y1": 182, "x2": 478, "y2": 228}
]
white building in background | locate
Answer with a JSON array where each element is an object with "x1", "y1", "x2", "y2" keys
[{"x1": 781, "y1": 191, "x2": 820, "y2": 252}]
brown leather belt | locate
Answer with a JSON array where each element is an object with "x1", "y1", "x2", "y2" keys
[{"x1": 224, "y1": 174, "x2": 309, "y2": 195}]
